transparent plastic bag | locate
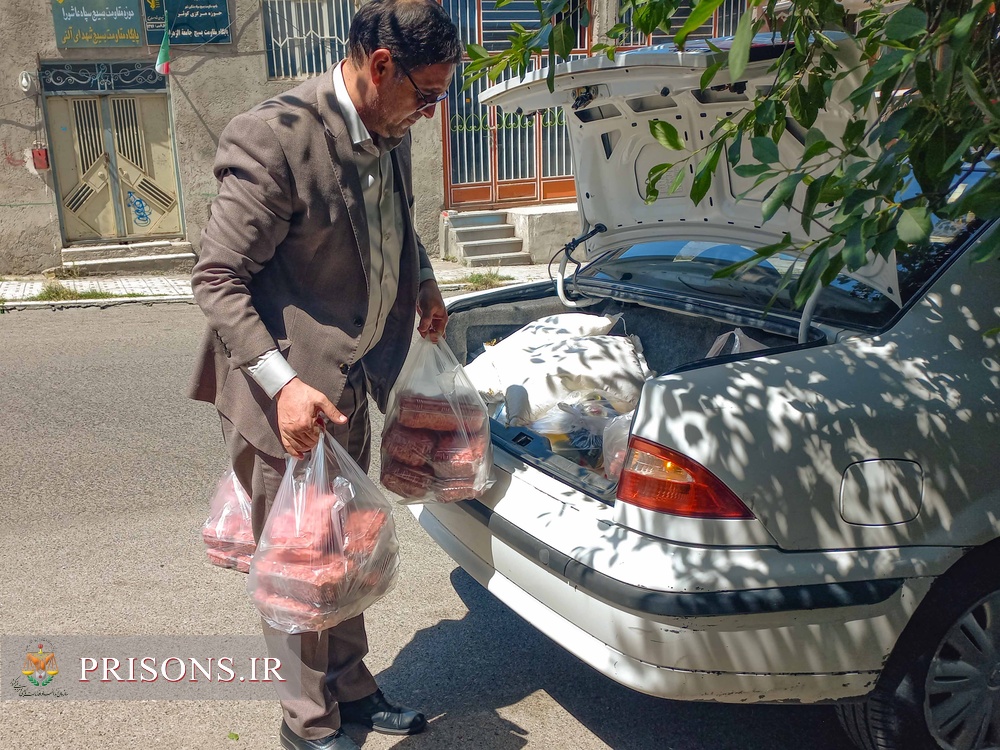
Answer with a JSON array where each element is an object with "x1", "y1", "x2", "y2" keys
[
  {"x1": 380, "y1": 336, "x2": 493, "y2": 504},
  {"x1": 248, "y1": 432, "x2": 400, "y2": 634},
  {"x1": 531, "y1": 394, "x2": 619, "y2": 469},
  {"x1": 603, "y1": 410, "x2": 635, "y2": 481},
  {"x1": 202, "y1": 469, "x2": 256, "y2": 573}
]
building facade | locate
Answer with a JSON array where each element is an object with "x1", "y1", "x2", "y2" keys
[{"x1": 0, "y1": 0, "x2": 738, "y2": 275}]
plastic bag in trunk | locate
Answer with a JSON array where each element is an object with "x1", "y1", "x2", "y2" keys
[
  {"x1": 603, "y1": 411, "x2": 635, "y2": 481},
  {"x1": 531, "y1": 394, "x2": 620, "y2": 470},
  {"x1": 248, "y1": 433, "x2": 400, "y2": 634},
  {"x1": 202, "y1": 469, "x2": 256, "y2": 573},
  {"x1": 380, "y1": 337, "x2": 492, "y2": 504}
]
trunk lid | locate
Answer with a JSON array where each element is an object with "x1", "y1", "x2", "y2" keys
[{"x1": 480, "y1": 33, "x2": 902, "y2": 306}]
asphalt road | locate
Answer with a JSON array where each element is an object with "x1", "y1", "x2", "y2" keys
[{"x1": 0, "y1": 302, "x2": 856, "y2": 750}]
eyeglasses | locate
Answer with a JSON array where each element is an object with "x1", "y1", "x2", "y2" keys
[{"x1": 393, "y1": 57, "x2": 449, "y2": 112}]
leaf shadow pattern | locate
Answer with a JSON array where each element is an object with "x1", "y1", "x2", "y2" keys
[{"x1": 363, "y1": 568, "x2": 853, "y2": 750}]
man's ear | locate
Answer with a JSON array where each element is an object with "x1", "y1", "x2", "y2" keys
[{"x1": 368, "y1": 48, "x2": 393, "y2": 86}]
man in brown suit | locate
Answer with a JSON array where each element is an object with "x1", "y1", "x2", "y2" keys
[{"x1": 190, "y1": 2, "x2": 462, "y2": 747}]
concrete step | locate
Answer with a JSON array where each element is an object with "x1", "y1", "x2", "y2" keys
[
  {"x1": 453, "y1": 224, "x2": 516, "y2": 243},
  {"x1": 458, "y1": 237, "x2": 524, "y2": 258},
  {"x1": 464, "y1": 252, "x2": 533, "y2": 267},
  {"x1": 61, "y1": 240, "x2": 191, "y2": 263},
  {"x1": 62, "y1": 253, "x2": 196, "y2": 276},
  {"x1": 447, "y1": 211, "x2": 508, "y2": 229}
]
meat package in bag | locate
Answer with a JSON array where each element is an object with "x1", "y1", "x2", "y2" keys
[
  {"x1": 380, "y1": 337, "x2": 492, "y2": 505},
  {"x1": 202, "y1": 470, "x2": 256, "y2": 572},
  {"x1": 248, "y1": 432, "x2": 399, "y2": 634}
]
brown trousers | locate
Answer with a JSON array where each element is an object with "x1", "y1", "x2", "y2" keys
[{"x1": 221, "y1": 366, "x2": 377, "y2": 740}]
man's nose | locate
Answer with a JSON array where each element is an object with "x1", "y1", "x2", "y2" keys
[{"x1": 420, "y1": 103, "x2": 437, "y2": 118}]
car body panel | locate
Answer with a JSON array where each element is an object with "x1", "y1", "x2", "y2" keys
[{"x1": 627, "y1": 223, "x2": 1000, "y2": 550}]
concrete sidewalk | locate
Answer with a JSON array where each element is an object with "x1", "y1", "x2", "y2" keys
[{"x1": 0, "y1": 258, "x2": 553, "y2": 309}]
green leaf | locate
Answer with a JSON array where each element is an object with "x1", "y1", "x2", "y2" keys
[
  {"x1": 228, "y1": 732, "x2": 240, "y2": 741},
  {"x1": 843, "y1": 119, "x2": 866, "y2": 148},
  {"x1": 607, "y1": 22, "x2": 628, "y2": 37},
  {"x1": 804, "y1": 128, "x2": 827, "y2": 148},
  {"x1": 756, "y1": 99, "x2": 776, "y2": 128},
  {"x1": 691, "y1": 142, "x2": 723, "y2": 205},
  {"x1": 801, "y1": 174, "x2": 828, "y2": 233},
  {"x1": 751, "y1": 136, "x2": 780, "y2": 164},
  {"x1": 884, "y1": 6, "x2": 927, "y2": 42},
  {"x1": 802, "y1": 139, "x2": 833, "y2": 164},
  {"x1": 963, "y1": 64, "x2": 1000, "y2": 119},
  {"x1": 700, "y1": 61, "x2": 723, "y2": 91},
  {"x1": 668, "y1": 167, "x2": 686, "y2": 195},
  {"x1": 645, "y1": 162, "x2": 674, "y2": 202},
  {"x1": 542, "y1": 0, "x2": 569, "y2": 19},
  {"x1": 842, "y1": 221, "x2": 868, "y2": 269},
  {"x1": 466, "y1": 44, "x2": 489, "y2": 61},
  {"x1": 733, "y1": 162, "x2": 771, "y2": 178},
  {"x1": 728, "y1": 9, "x2": 756, "y2": 81},
  {"x1": 650, "y1": 120, "x2": 685, "y2": 150},
  {"x1": 897, "y1": 207, "x2": 931, "y2": 244},
  {"x1": 727, "y1": 136, "x2": 742, "y2": 166},
  {"x1": 761, "y1": 173, "x2": 804, "y2": 222},
  {"x1": 793, "y1": 247, "x2": 832, "y2": 309},
  {"x1": 674, "y1": 0, "x2": 726, "y2": 49},
  {"x1": 551, "y1": 20, "x2": 575, "y2": 59}
]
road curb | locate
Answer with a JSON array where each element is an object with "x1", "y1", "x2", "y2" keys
[{"x1": 1, "y1": 295, "x2": 197, "y2": 312}]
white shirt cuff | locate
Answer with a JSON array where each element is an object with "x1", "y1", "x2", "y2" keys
[{"x1": 245, "y1": 349, "x2": 297, "y2": 399}]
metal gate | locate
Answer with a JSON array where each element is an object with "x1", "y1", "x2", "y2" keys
[
  {"x1": 442, "y1": 0, "x2": 582, "y2": 208},
  {"x1": 45, "y1": 87, "x2": 181, "y2": 243},
  {"x1": 442, "y1": 0, "x2": 745, "y2": 209}
]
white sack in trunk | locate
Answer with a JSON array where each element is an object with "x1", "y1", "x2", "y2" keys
[
  {"x1": 501, "y1": 334, "x2": 654, "y2": 426},
  {"x1": 465, "y1": 313, "x2": 621, "y2": 398}
]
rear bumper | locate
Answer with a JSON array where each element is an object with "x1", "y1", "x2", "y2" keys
[{"x1": 410, "y1": 459, "x2": 943, "y2": 704}]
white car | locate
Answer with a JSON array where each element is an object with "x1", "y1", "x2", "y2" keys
[{"x1": 410, "y1": 37, "x2": 1000, "y2": 750}]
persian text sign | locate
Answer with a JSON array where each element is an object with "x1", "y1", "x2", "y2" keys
[
  {"x1": 143, "y1": 0, "x2": 232, "y2": 46},
  {"x1": 52, "y1": 0, "x2": 144, "y2": 48}
]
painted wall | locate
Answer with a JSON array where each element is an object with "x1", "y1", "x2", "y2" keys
[{"x1": 0, "y1": 0, "x2": 446, "y2": 275}]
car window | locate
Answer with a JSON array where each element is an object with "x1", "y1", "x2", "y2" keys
[{"x1": 578, "y1": 169, "x2": 988, "y2": 331}]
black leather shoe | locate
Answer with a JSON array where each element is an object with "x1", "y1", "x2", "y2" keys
[
  {"x1": 339, "y1": 688, "x2": 427, "y2": 735},
  {"x1": 279, "y1": 721, "x2": 359, "y2": 750}
]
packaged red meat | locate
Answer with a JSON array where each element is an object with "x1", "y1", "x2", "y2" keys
[
  {"x1": 252, "y1": 552, "x2": 351, "y2": 606},
  {"x1": 430, "y1": 477, "x2": 480, "y2": 503},
  {"x1": 396, "y1": 393, "x2": 486, "y2": 432},
  {"x1": 381, "y1": 337, "x2": 493, "y2": 505},
  {"x1": 380, "y1": 460, "x2": 433, "y2": 499},
  {"x1": 202, "y1": 469, "x2": 256, "y2": 557},
  {"x1": 382, "y1": 423, "x2": 437, "y2": 467},
  {"x1": 248, "y1": 432, "x2": 400, "y2": 634},
  {"x1": 252, "y1": 589, "x2": 337, "y2": 633},
  {"x1": 431, "y1": 430, "x2": 488, "y2": 479}
]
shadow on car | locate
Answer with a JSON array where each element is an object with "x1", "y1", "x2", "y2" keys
[{"x1": 368, "y1": 568, "x2": 855, "y2": 750}]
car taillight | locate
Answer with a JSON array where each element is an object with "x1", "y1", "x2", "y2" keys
[{"x1": 616, "y1": 437, "x2": 754, "y2": 519}]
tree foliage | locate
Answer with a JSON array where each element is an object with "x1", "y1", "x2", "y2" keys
[{"x1": 465, "y1": 0, "x2": 1000, "y2": 307}]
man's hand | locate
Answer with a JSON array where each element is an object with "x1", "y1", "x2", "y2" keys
[
  {"x1": 417, "y1": 278, "x2": 448, "y2": 342},
  {"x1": 275, "y1": 377, "x2": 347, "y2": 458}
]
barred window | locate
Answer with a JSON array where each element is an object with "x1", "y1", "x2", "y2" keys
[
  {"x1": 262, "y1": 0, "x2": 355, "y2": 80},
  {"x1": 617, "y1": 0, "x2": 745, "y2": 48}
]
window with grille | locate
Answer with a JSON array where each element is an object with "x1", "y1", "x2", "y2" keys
[
  {"x1": 262, "y1": 0, "x2": 355, "y2": 80},
  {"x1": 617, "y1": 0, "x2": 745, "y2": 47}
]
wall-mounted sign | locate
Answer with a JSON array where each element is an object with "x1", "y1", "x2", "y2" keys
[
  {"x1": 143, "y1": 0, "x2": 232, "y2": 46},
  {"x1": 52, "y1": 0, "x2": 144, "y2": 48}
]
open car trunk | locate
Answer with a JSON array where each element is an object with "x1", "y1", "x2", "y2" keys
[{"x1": 443, "y1": 281, "x2": 823, "y2": 503}]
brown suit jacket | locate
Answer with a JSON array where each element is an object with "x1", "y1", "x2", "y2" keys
[{"x1": 189, "y1": 70, "x2": 432, "y2": 458}]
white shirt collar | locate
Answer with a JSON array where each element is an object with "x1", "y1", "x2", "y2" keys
[{"x1": 332, "y1": 61, "x2": 377, "y2": 152}]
